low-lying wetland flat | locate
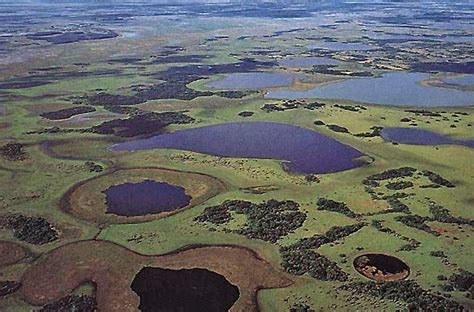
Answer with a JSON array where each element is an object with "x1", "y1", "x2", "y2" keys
[{"x1": 0, "y1": 1, "x2": 473, "y2": 311}]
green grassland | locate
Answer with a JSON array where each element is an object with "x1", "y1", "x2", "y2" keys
[{"x1": 0, "y1": 29, "x2": 473, "y2": 311}]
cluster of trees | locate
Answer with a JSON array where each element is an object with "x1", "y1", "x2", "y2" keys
[
  {"x1": 0, "y1": 143, "x2": 27, "y2": 161},
  {"x1": 238, "y1": 111, "x2": 254, "y2": 117},
  {"x1": 364, "y1": 167, "x2": 417, "y2": 183},
  {"x1": 384, "y1": 198, "x2": 411, "y2": 214},
  {"x1": 283, "y1": 223, "x2": 367, "y2": 251},
  {"x1": 395, "y1": 215, "x2": 440, "y2": 236},
  {"x1": 195, "y1": 199, "x2": 306, "y2": 243},
  {"x1": 1, "y1": 215, "x2": 58, "y2": 245},
  {"x1": 281, "y1": 249, "x2": 348, "y2": 282},
  {"x1": 40, "y1": 295, "x2": 96, "y2": 312},
  {"x1": 354, "y1": 126, "x2": 383, "y2": 138},
  {"x1": 316, "y1": 198, "x2": 359, "y2": 218},
  {"x1": 290, "y1": 303, "x2": 314, "y2": 312},
  {"x1": 339, "y1": 280, "x2": 465, "y2": 311},
  {"x1": 446, "y1": 270, "x2": 474, "y2": 292},
  {"x1": 404, "y1": 109, "x2": 442, "y2": 117},
  {"x1": 429, "y1": 203, "x2": 473, "y2": 226},
  {"x1": 422, "y1": 170, "x2": 455, "y2": 188},
  {"x1": 92, "y1": 112, "x2": 195, "y2": 137},
  {"x1": 327, "y1": 124, "x2": 350, "y2": 133},
  {"x1": 261, "y1": 101, "x2": 325, "y2": 113},
  {"x1": 305, "y1": 66, "x2": 373, "y2": 77},
  {"x1": 304, "y1": 102, "x2": 326, "y2": 110},
  {"x1": 85, "y1": 161, "x2": 103, "y2": 173},
  {"x1": 334, "y1": 104, "x2": 367, "y2": 112},
  {"x1": 40, "y1": 106, "x2": 96, "y2": 120},
  {"x1": 386, "y1": 181, "x2": 414, "y2": 190}
]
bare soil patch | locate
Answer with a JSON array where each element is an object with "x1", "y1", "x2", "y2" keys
[
  {"x1": 61, "y1": 167, "x2": 226, "y2": 224},
  {"x1": 21, "y1": 240, "x2": 291, "y2": 312},
  {"x1": 0, "y1": 241, "x2": 28, "y2": 267}
]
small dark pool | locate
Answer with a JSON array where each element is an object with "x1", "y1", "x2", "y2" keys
[
  {"x1": 103, "y1": 180, "x2": 191, "y2": 216},
  {"x1": 110, "y1": 122, "x2": 365, "y2": 174},
  {"x1": 381, "y1": 127, "x2": 474, "y2": 148},
  {"x1": 131, "y1": 267, "x2": 239, "y2": 312}
]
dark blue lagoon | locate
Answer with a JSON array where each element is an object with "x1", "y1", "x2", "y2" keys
[
  {"x1": 104, "y1": 180, "x2": 192, "y2": 216},
  {"x1": 381, "y1": 127, "x2": 474, "y2": 148},
  {"x1": 266, "y1": 72, "x2": 474, "y2": 107},
  {"x1": 110, "y1": 122, "x2": 365, "y2": 174},
  {"x1": 206, "y1": 72, "x2": 300, "y2": 90}
]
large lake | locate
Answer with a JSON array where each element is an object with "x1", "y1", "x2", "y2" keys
[
  {"x1": 381, "y1": 127, "x2": 474, "y2": 148},
  {"x1": 110, "y1": 122, "x2": 365, "y2": 174},
  {"x1": 266, "y1": 72, "x2": 474, "y2": 107},
  {"x1": 206, "y1": 72, "x2": 300, "y2": 90}
]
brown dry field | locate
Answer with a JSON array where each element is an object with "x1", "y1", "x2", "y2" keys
[
  {"x1": 20, "y1": 240, "x2": 292, "y2": 312},
  {"x1": 0, "y1": 241, "x2": 29, "y2": 267},
  {"x1": 61, "y1": 167, "x2": 227, "y2": 224}
]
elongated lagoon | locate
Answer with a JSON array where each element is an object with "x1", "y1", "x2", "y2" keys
[
  {"x1": 266, "y1": 72, "x2": 474, "y2": 107},
  {"x1": 381, "y1": 127, "x2": 474, "y2": 148}
]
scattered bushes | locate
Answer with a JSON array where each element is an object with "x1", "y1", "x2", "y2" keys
[
  {"x1": 340, "y1": 280, "x2": 465, "y2": 311},
  {"x1": 0, "y1": 143, "x2": 27, "y2": 161},
  {"x1": 39, "y1": 295, "x2": 97, "y2": 312}
]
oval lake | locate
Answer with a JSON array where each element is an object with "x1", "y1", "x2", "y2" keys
[
  {"x1": 110, "y1": 122, "x2": 365, "y2": 174},
  {"x1": 104, "y1": 180, "x2": 192, "y2": 216}
]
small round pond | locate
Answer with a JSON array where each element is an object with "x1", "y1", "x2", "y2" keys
[
  {"x1": 110, "y1": 122, "x2": 366, "y2": 174},
  {"x1": 131, "y1": 267, "x2": 240, "y2": 312},
  {"x1": 354, "y1": 254, "x2": 410, "y2": 282},
  {"x1": 103, "y1": 180, "x2": 192, "y2": 216},
  {"x1": 381, "y1": 127, "x2": 474, "y2": 148}
]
